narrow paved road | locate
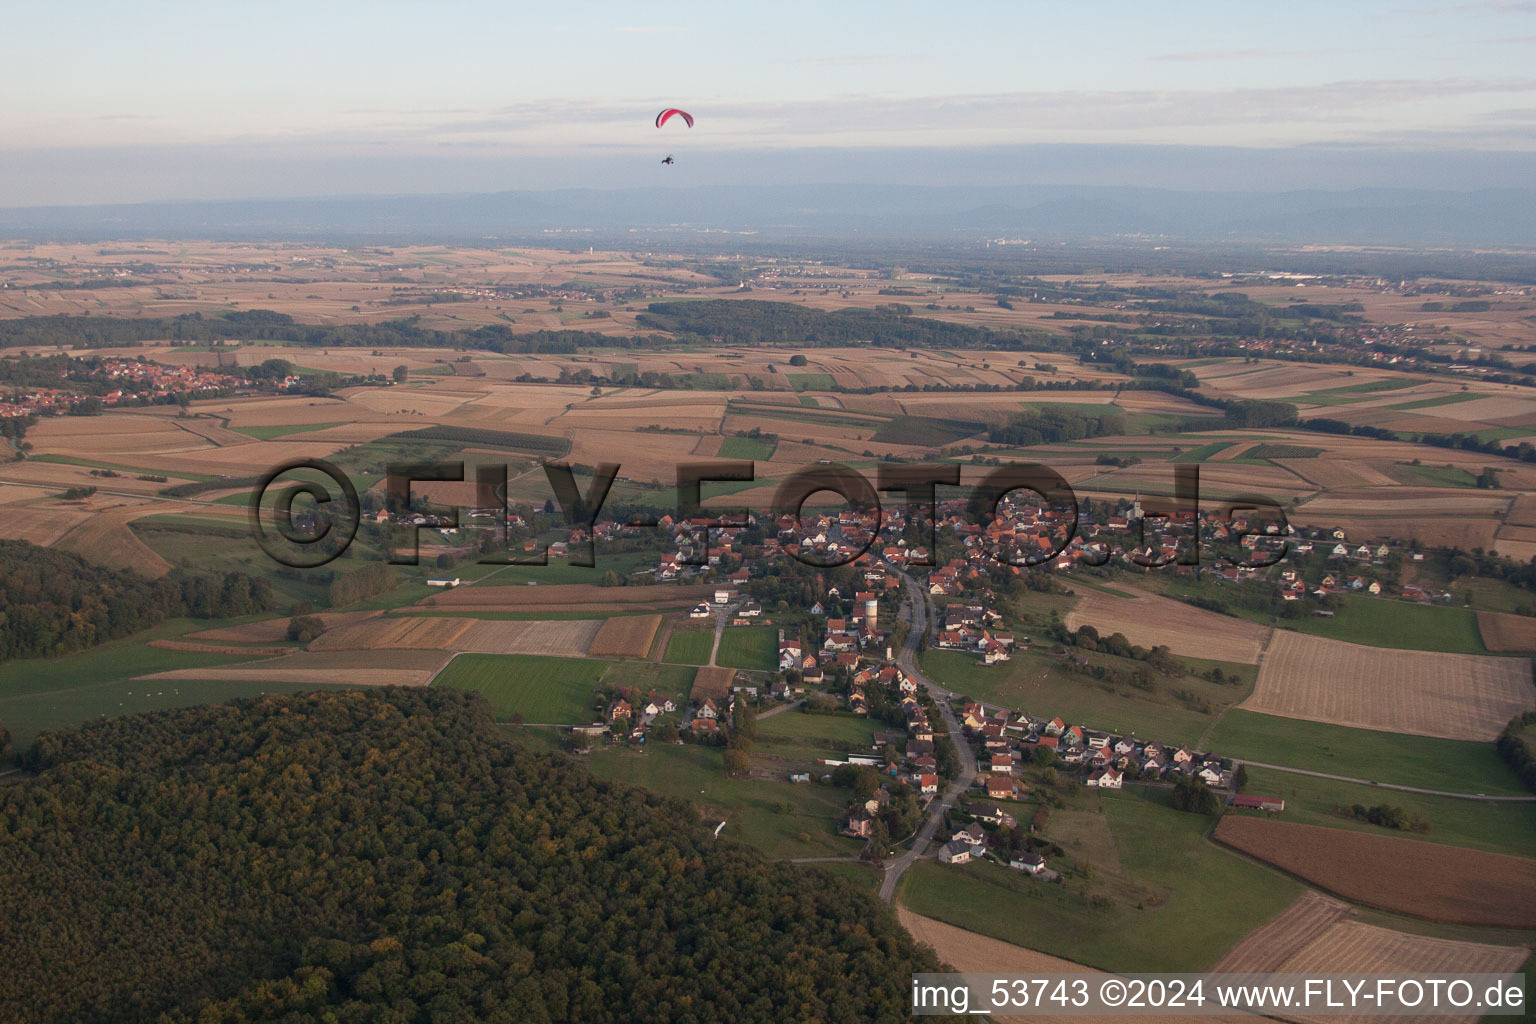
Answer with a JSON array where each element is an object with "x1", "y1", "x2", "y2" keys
[
  {"x1": 757, "y1": 698, "x2": 803, "y2": 720},
  {"x1": 878, "y1": 567, "x2": 977, "y2": 902},
  {"x1": 707, "y1": 601, "x2": 737, "y2": 666},
  {"x1": 1237, "y1": 760, "x2": 1536, "y2": 802}
]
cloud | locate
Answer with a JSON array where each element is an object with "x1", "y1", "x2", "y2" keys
[
  {"x1": 1447, "y1": 0, "x2": 1536, "y2": 11},
  {"x1": 614, "y1": 25, "x2": 672, "y2": 34},
  {"x1": 793, "y1": 54, "x2": 915, "y2": 67},
  {"x1": 1148, "y1": 48, "x2": 1351, "y2": 62}
]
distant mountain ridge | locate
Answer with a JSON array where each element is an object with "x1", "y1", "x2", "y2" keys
[{"x1": 2, "y1": 184, "x2": 1534, "y2": 247}]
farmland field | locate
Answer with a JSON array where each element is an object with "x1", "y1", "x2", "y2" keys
[
  {"x1": 1205, "y1": 709, "x2": 1528, "y2": 795},
  {"x1": 898, "y1": 790, "x2": 1300, "y2": 972},
  {"x1": 141, "y1": 648, "x2": 453, "y2": 687},
  {"x1": 583, "y1": 742, "x2": 863, "y2": 860},
  {"x1": 1213, "y1": 892, "x2": 1527, "y2": 1024},
  {"x1": 921, "y1": 647, "x2": 1256, "y2": 748},
  {"x1": 716, "y1": 626, "x2": 777, "y2": 671},
  {"x1": 1238, "y1": 765, "x2": 1536, "y2": 858},
  {"x1": 307, "y1": 615, "x2": 473, "y2": 651},
  {"x1": 1241, "y1": 630, "x2": 1534, "y2": 741},
  {"x1": 716, "y1": 435, "x2": 778, "y2": 461},
  {"x1": 432, "y1": 653, "x2": 607, "y2": 722},
  {"x1": 757, "y1": 710, "x2": 881, "y2": 747},
  {"x1": 1064, "y1": 585, "x2": 1270, "y2": 664},
  {"x1": 664, "y1": 628, "x2": 714, "y2": 666},
  {"x1": 449, "y1": 618, "x2": 604, "y2": 655},
  {"x1": 1212, "y1": 817, "x2": 1536, "y2": 928},
  {"x1": 1211, "y1": 891, "x2": 1352, "y2": 972},
  {"x1": 586, "y1": 614, "x2": 664, "y2": 658},
  {"x1": 1477, "y1": 610, "x2": 1536, "y2": 652}
]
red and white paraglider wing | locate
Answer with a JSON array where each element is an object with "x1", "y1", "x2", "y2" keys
[{"x1": 655, "y1": 108, "x2": 694, "y2": 129}]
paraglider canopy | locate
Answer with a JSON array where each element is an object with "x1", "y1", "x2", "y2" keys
[{"x1": 655, "y1": 108, "x2": 694, "y2": 129}]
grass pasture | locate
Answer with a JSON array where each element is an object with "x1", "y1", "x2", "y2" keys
[
  {"x1": 898, "y1": 790, "x2": 1299, "y2": 972},
  {"x1": 715, "y1": 626, "x2": 777, "y2": 671},
  {"x1": 583, "y1": 742, "x2": 863, "y2": 860},
  {"x1": 432, "y1": 653, "x2": 607, "y2": 723},
  {"x1": 717, "y1": 435, "x2": 778, "y2": 461},
  {"x1": 664, "y1": 629, "x2": 714, "y2": 666},
  {"x1": 1207, "y1": 709, "x2": 1526, "y2": 795},
  {"x1": 1238, "y1": 766, "x2": 1536, "y2": 858}
]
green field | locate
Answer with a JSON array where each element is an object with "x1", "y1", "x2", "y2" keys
[
  {"x1": 433, "y1": 653, "x2": 607, "y2": 723},
  {"x1": 871, "y1": 415, "x2": 986, "y2": 446},
  {"x1": 758, "y1": 710, "x2": 881, "y2": 747},
  {"x1": 1207, "y1": 710, "x2": 1526, "y2": 795},
  {"x1": 0, "y1": 620, "x2": 292, "y2": 745},
  {"x1": 1156, "y1": 582, "x2": 1490, "y2": 654},
  {"x1": 716, "y1": 626, "x2": 777, "y2": 671},
  {"x1": 920, "y1": 647, "x2": 1256, "y2": 748},
  {"x1": 1170, "y1": 441, "x2": 1235, "y2": 463},
  {"x1": 899, "y1": 790, "x2": 1299, "y2": 972},
  {"x1": 1245, "y1": 444, "x2": 1322, "y2": 459},
  {"x1": 718, "y1": 435, "x2": 778, "y2": 461},
  {"x1": 599, "y1": 661, "x2": 697, "y2": 703},
  {"x1": 27, "y1": 453, "x2": 220, "y2": 482},
  {"x1": 1450, "y1": 576, "x2": 1536, "y2": 614},
  {"x1": 664, "y1": 629, "x2": 715, "y2": 666},
  {"x1": 1239, "y1": 766, "x2": 1536, "y2": 858},
  {"x1": 1385, "y1": 391, "x2": 1484, "y2": 412},
  {"x1": 230, "y1": 421, "x2": 346, "y2": 440},
  {"x1": 787, "y1": 372, "x2": 837, "y2": 392},
  {"x1": 583, "y1": 742, "x2": 864, "y2": 859},
  {"x1": 1396, "y1": 464, "x2": 1479, "y2": 489},
  {"x1": 1287, "y1": 597, "x2": 1488, "y2": 653}
]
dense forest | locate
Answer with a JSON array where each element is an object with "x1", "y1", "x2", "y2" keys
[
  {"x1": 0, "y1": 310, "x2": 625, "y2": 354},
  {"x1": 635, "y1": 299, "x2": 1046, "y2": 349},
  {"x1": 0, "y1": 539, "x2": 272, "y2": 660},
  {"x1": 0, "y1": 688, "x2": 947, "y2": 1022},
  {"x1": 987, "y1": 406, "x2": 1126, "y2": 446}
]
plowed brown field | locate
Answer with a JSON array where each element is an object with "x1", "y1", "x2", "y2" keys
[{"x1": 1213, "y1": 817, "x2": 1536, "y2": 928}]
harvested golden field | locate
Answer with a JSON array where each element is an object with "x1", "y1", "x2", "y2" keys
[
  {"x1": 1214, "y1": 892, "x2": 1528, "y2": 1024},
  {"x1": 691, "y1": 666, "x2": 734, "y2": 703},
  {"x1": 0, "y1": 506, "x2": 90, "y2": 546},
  {"x1": 1211, "y1": 891, "x2": 1351, "y2": 973},
  {"x1": 565, "y1": 428, "x2": 709, "y2": 480},
  {"x1": 1243, "y1": 630, "x2": 1533, "y2": 741},
  {"x1": 171, "y1": 417, "x2": 252, "y2": 446},
  {"x1": 1477, "y1": 610, "x2": 1536, "y2": 653},
  {"x1": 1507, "y1": 493, "x2": 1536, "y2": 526},
  {"x1": 1213, "y1": 817, "x2": 1536, "y2": 929},
  {"x1": 140, "y1": 648, "x2": 454, "y2": 687},
  {"x1": 1272, "y1": 458, "x2": 1399, "y2": 488},
  {"x1": 307, "y1": 616, "x2": 474, "y2": 651},
  {"x1": 449, "y1": 618, "x2": 604, "y2": 655},
  {"x1": 53, "y1": 499, "x2": 186, "y2": 577},
  {"x1": 186, "y1": 611, "x2": 385, "y2": 644},
  {"x1": 25, "y1": 413, "x2": 194, "y2": 455},
  {"x1": 894, "y1": 909, "x2": 1252, "y2": 1024},
  {"x1": 1288, "y1": 514, "x2": 1500, "y2": 550},
  {"x1": 1064, "y1": 586, "x2": 1270, "y2": 664},
  {"x1": 587, "y1": 614, "x2": 663, "y2": 658}
]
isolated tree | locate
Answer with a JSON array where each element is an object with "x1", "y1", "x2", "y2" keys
[
  {"x1": 286, "y1": 615, "x2": 325, "y2": 644},
  {"x1": 723, "y1": 748, "x2": 751, "y2": 775},
  {"x1": 392, "y1": 364, "x2": 408, "y2": 382}
]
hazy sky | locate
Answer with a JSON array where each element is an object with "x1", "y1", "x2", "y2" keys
[{"x1": 4, "y1": 0, "x2": 1536, "y2": 204}]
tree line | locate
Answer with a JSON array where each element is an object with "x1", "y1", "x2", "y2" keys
[
  {"x1": 0, "y1": 540, "x2": 272, "y2": 661},
  {"x1": 0, "y1": 688, "x2": 950, "y2": 1022}
]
